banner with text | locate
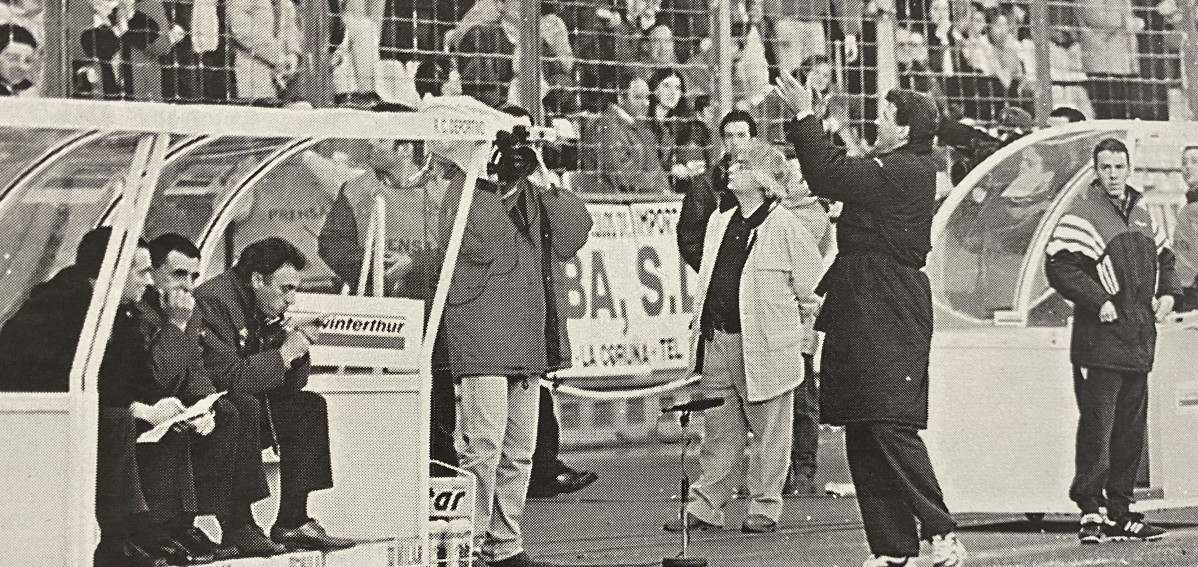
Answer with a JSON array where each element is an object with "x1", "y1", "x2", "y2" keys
[{"x1": 559, "y1": 200, "x2": 698, "y2": 375}]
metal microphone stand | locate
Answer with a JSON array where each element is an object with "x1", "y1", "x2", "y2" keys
[{"x1": 664, "y1": 407, "x2": 708, "y2": 567}]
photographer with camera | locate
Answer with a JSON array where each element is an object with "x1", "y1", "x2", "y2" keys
[{"x1": 439, "y1": 118, "x2": 592, "y2": 567}]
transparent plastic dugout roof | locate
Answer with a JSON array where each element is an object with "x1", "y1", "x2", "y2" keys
[{"x1": 930, "y1": 120, "x2": 1197, "y2": 329}]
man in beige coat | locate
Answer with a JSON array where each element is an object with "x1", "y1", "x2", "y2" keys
[{"x1": 667, "y1": 140, "x2": 822, "y2": 534}]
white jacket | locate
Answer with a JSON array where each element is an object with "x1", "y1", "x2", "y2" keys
[{"x1": 688, "y1": 203, "x2": 823, "y2": 403}]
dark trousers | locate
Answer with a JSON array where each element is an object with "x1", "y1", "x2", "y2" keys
[
  {"x1": 531, "y1": 386, "x2": 561, "y2": 484},
  {"x1": 846, "y1": 422, "x2": 956, "y2": 558},
  {"x1": 790, "y1": 354, "x2": 818, "y2": 477},
  {"x1": 266, "y1": 390, "x2": 334, "y2": 498},
  {"x1": 191, "y1": 394, "x2": 270, "y2": 522},
  {"x1": 431, "y1": 363, "x2": 460, "y2": 473},
  {"x1": 96, "y1": 407, "x2": 150, "y2": 533},
  {"x1": 1069, "y1": 365, "x2": 1148, "y2": 519},
  {"x1": 134, "y1": 426, "x2": 197, "y2": 526}
]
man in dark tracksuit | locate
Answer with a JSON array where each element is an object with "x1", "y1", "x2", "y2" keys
[
  {"x1": 777, "y1": 75, "x2": 967, "y2": 567},
  {"x1": 194, "y1": 237, "x2": 354, "y2": 551},
  {"x1": 1045, "y1": 138, "x2": 1179, "y2": 544}
]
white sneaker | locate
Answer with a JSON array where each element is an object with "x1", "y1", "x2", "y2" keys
[
  {"x1": 861, "y1": 556, "x2": 909, "y2": 567},
  {"x1": 932, "y1": 532, "x2": 967, "y2": 567}
]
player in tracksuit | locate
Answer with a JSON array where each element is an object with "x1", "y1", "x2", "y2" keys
[{"x1": 1045, "y1": 138, "x2": 1181, "y2": 545}]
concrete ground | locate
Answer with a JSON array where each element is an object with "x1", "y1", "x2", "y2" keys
[{"x1": 523, "y1": 432, "x2": 1198, "y2": 567}]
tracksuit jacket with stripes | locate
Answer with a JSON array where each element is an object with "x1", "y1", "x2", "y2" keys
[{"x1": 1045, "y1": 181, "x2": 1181, "y2": 373}]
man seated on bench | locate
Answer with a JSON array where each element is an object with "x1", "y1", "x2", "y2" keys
[{"x1": 195, "y1": 237, "x2": 355, "y2": 551}]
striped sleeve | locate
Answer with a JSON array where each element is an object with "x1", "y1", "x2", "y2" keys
[
  {"x1": 1151, "y1": 214, "x2": 1169, "y2": 255},
  {"x1": 1045, "y1": 214, "x2": 1106, "y2": 260}
]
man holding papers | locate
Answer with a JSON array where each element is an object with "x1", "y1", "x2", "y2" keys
[
  {"x1": 95, "y1": 236, "x2": 205, "y2": 566},
  {"x1": 142, "y1": 234, "x2": 280, "y2": 557}
]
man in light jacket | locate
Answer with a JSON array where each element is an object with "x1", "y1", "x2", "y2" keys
[{"x1": 666, "y1": 139, "x2": 822, "y2": 535}]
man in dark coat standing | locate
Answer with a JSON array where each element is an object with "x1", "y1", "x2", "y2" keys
[
  {"x1": 776, "y1": 75, "x2": 968, "y2": 567},
  {"x1": 1045, "y1": 138, "x2": 1178, "y2": 544},
  {"x1": 676, "y1": 109, "x2": 755, "y2": 273},
  {"x1": 194, "y1": 237, "x2": 354, "y2": 551}
]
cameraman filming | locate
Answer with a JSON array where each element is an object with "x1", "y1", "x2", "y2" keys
[{"x1": 440, "y1": 116, "x2": 592, "y2": 567}]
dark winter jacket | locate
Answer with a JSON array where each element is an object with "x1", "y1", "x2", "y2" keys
[
  {"x1": 439, "y1": 176, "x2": 592, "y2": 378},
  {"x1": 98, "y1": 297, "x2": 215, "y2": 409},
  {"x1": 677, "y1": 153, "x2": 738, "y2": 272},
  {"x1": 194, "y1": 270, "x2": 310, "y2": 394},
  {"x1": 1045, "y1": 181, "x2": 1181, "y2": 373},
  {"x1": 786, "y1": 114, "x2": 940, "y2": 428},
  {"x1": 0, "y1": 265, "x2": 94, "y2": 392}
]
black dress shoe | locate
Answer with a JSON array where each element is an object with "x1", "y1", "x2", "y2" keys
[
  {"x1": 270, "y1": 519, "x2": 356, "y2": 550},
  {"x1": 528, "y1": 468, "x2": 599, "y2": 498},
  {"x1": 225, "y1": 523, "x2": 287, "y2": 556},
  {"x1": 132, "y1": 532, "x2": 194, "y2": 566},
  {"x1": 173, "y1": 525, "x2": 238, "y2": 561},
  {"x1": 94, "y1": 538, "x2": 166, "y2": 567}
]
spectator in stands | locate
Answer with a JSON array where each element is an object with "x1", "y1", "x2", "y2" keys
[
  {"x1": 761, "y1": 0, "x2": 861, "y2": 77},
  {"x1": 677, "y1": 109, "x2": 758, "y2": 271},
  {"x1": 1047, "y1": 106, "x2": 1088, "y2": 126},
  {"x1": 580, "y1": 73, "x2": 671, "y2": 194},
  {"x1": 643, "y1": 22, "x2": 680, "y2": 69},
  {"x1": 1173, "y1": 145, "x2": 1198, "y2": 311},
  {"x1": 227, "y1": 0, "x2": 303, "y2": 101},
  {"x1": 143, "y1": 234, "x2": 280, "y2": 558},
  {"x1": 648, "y1": 68, "x2": 705, "y2": 191},
  {"x1": 575, "y1": 0, "x2": 639, "y2": 111},
  {"x1": 665, "y1": 138, "x2": 822, "y2": 535},
  {"x1": 77, "y1": 0, "x2": 186, "y2": 99},
  {"x1": 194, "y1": 238, "x2": 356, "y2": 551},
  {"x1": 450, "y1": 0, "x2": 573, "y2": 110},
  {"x1": 438, "y1": 117, "x2": 592, "y2": 567},
  {"x1": 1077, "y1": 0, "x2": 1143, "y2": 118},
  {"x1": 963, "y1": 7, "x2": 1026, "y2": 93},
  {"x1": 0, "y1": 23, "x2": 37, "y2": 96},
  {"x1": 657, "y1": 0, "x2": 708, "y2": 63}
]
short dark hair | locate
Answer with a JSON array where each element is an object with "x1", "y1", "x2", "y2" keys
[
  {"x1": 720, "y1": 110, "x2": 757, "y2": 138},
  {"x1": 1182, "y1": 145, "x2": 1198, "y2": 158},
  {"x1": 1093, "y1": 138, "x2": 1130, "y2": 167},
  {"x1": 147, "y1": 233, "x2": 201, "y2": 269},
  {"x1": 0, "y1": 24, "x2": 37, "y2": 53},
  {"x1": 233, "y1": 237, "x2": 307, "y2": 281},
  {"x1": 1048, "y1": 106, "x2": 1086, "y2": 123},
  {"x1": 76, "y1": 227, "x2": 113, "y2": 278}
]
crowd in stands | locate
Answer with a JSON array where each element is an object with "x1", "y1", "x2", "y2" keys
[{"x1": 0, "y1": 0, "x2": 1192, "y2": 193}]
